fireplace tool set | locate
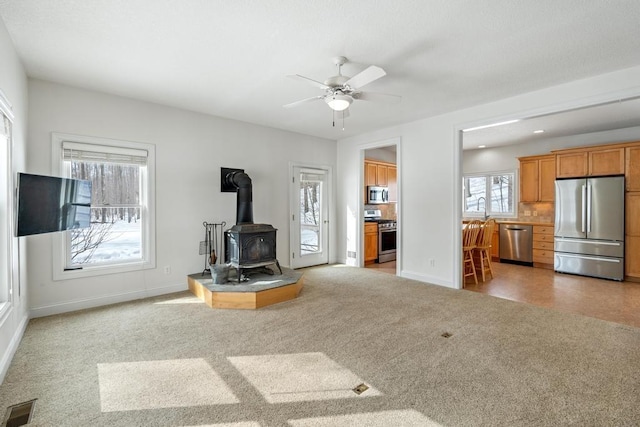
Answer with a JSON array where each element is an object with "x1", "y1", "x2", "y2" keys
[{"x1": 200, "y1": 221, "x2": 226, "y2": 274}]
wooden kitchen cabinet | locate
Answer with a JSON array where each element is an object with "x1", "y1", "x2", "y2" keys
[
  {"x1": 519, "y1": 154, "x2": 555, "y2": 202},
  {"x1": 555, "y1": 146, "x2": 624, "y2": 178},
  {"x1": 625, "y1": 191, "x2": 640, "y2": 281},
  {"x1": 364, "y1": 159, "x2": 396, "y2": 202},
  {"x1": 625, "y1": 144, "x2": 640, "y2": 191},
  {"x1": 589, "y1": 147, "x2": 625, "y2": 176},
  {"x1": 533, "y1": 225, "x2": 554, "y2": 268},
  {"x1": 490, "y1": 227, "x2": 500, "y2": 261},
  {"x1": 626, "y1": 235, "x2": 640, "y2": 279},
  {"x1": 364, "y1": 222, "x2": 378, "y2": 264},
  {"x1": 365, "y1": 159, "x2": 391, "y2": 187},
  {"x1": 626, "y1": 193, "x2": 640, "y2": 236},
  {"x1": 376, "y1": 164, "x2": 388, "y2": 186},
  {"x1": 387, "y1": 166, "x2": 397, "y2": 202},
  {"x1": 365, "y1": 162, "x2": 378, "y2": 186},
  {"x1": 556, "y1": 151, "x2": 588, "y2": 178}
]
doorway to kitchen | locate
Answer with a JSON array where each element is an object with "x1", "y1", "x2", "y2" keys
[
  {"x1": 361, "y1": 138, "x2": 400, "y2": 276},
  {"x1": 290, "y1": 164, "x2": 331, "y2": 269}
]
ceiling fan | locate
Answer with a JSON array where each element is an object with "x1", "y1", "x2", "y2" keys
[{"x1": 284, "y1": 56, "x2": 401, "y2": 120}]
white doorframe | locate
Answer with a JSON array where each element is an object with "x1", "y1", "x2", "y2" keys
[
  {"x1": 289, "y1": 162, "x2": 333, "y2": 269},
  {"x1": 358, "y1": 137, "x2": 401, "y2": 275}
]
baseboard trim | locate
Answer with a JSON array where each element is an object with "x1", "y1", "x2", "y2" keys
[
  {"x1": 30, "y1": 283, "x2": 188, "y2": 318},
  {"x1": 0, "y1": 312, "x2": 29, "y2": 385},
  {"x1": 401, "y1": 270, "x2": 455, "y2": 289}
]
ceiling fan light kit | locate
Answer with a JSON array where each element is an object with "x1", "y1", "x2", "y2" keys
[
  {"x1": 326, "y1": 93, "x2": 352, "y2": 111},
  {"x1": 285, "y1": 56, "x2": 401, "y2": 126}
]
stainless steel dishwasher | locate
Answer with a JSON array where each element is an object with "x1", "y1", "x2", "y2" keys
[{"x1": 499, "y1": 224, "x2": 533, "y2": 264}]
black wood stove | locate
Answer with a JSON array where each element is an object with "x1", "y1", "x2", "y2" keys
[{"x1": 224, "y1": 170, "x2": 282, "y2": 282}]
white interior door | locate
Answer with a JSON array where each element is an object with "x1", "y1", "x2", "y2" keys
[{"x1": 290, "y1": 166, "x2": 329, "y2": 268}]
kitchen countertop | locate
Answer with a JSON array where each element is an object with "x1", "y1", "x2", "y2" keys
[{"x1": 463, "y1": 219, "x2": 554, "y2": 227}]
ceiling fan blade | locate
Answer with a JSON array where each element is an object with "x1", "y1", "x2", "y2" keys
[
  {"x1": 283, "y1": 95, "x2": 324, "y2": 109},
  {"x1": 344, "y1": 65, "x2": 386, "y2": 89},
  {"x1": 287, "y1": 74, "x2": 330, "y2": 90},
  {"x1": 353, "y1": 91, "x2": 402, "y2": 104}
]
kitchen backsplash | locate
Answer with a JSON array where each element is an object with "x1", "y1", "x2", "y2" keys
[
  {"x1": 463, "y1": 202, "x2": 554, "y2": 223},
  {"x1": 365, "y1": 203, "x2": 397, "y2": 220},
  {"x1": 517, "y1": 201, "x2": 554, "y2": 223}
]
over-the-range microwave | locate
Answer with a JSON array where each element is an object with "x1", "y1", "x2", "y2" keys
[{"x1": 367, "y1": 186, "x2": 389, "y2": 204}]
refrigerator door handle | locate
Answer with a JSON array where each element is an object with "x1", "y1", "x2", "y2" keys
[
  {"x1": 555, "y1": 237, "x2": 622, "y2": 246},
  {"x1": 586, "y1": 184, "x2": 592, "y2": 233},
  {"x1": 556, "y1": 253, "x2": 621, "y2": 263},
  {"x1": 581, "y1": 184, "x2": 587, "y2": 233}
]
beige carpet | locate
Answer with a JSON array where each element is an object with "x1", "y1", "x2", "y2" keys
[{"x1": 1, "y1": 265, "x2": 639, "y2": 426}]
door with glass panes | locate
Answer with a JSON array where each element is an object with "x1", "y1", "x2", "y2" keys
[{"x1": 290, "y1": 166, "x2": 329, "y2": 268}]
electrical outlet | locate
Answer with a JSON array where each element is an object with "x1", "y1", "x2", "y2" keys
[
  {"x1": 164, "y1": 266, "x2": 171, "y2": 275},
  {"x1": 524, "y1": 210, "x2": 531, "y2": 216},
  {"x1": 533, "y1": 211, "x2": 538, "y2": 216},
  {"x1": 429, "y1": 258, "x2": 435, "y2": 267}
]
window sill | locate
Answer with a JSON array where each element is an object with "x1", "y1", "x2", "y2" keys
[{"x1": 53, "y1": 260, "x2": 156, "y2": 281}]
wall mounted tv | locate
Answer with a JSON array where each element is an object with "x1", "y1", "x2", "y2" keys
[{"x1": 16, "y1": 173, "x2": 92, "y2": 237}]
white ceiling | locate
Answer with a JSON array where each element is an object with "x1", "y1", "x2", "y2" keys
[
  {"x1": 462, "y1": 96, "x2": 640, "y2": 150},
  {"x1": 1, "y1": 1, "x2": 640, "y2": 141}
]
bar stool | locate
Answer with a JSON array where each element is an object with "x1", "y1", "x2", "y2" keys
[
  {"x1": 474, "y1": 219, "x2": 496, "y2": 282},
  {"x1": 462, "y1": 220, "x2": 482, "y2": 286}
]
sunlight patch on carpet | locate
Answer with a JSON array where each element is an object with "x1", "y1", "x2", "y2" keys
[
  {"x1": 227, "y1": 352, "x2": 382, "y2": 403},
  {"x1": 288, "y1": 409, "x2": 441, "y2": 426},
  {"x1": 98, "y1": 358, "x2": 239, "y2": 412}
]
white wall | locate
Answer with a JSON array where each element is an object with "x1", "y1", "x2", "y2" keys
[
  {"x1": 0, "y1": 18, "x2": 28, "y2": 384},
  {"x1": 336, "y1": 65, "x2": 640, "y2": 289},
  {"x1": 26, "y1": 79, "x2": 336, "y2": 317},
  {"x1": 364, "y1": 147, "x2": 397, "y2": 164},
  {"x1": 464, "y1": 125, "x2": 640, "y2": 174}
]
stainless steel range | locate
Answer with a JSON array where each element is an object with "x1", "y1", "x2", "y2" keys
[{"x1": 364, "y1": 209, "x2": 397, "y2": 263}]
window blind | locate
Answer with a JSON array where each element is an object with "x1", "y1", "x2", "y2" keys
[{"x1": 62, "y1": 141, "x2": 147, "y2": 165}]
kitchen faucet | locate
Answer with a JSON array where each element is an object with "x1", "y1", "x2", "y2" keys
[{"x1": 477, "y1": 197, "x2": 488, "y2": 220}]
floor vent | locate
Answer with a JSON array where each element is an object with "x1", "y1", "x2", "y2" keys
[
  {"x1": 353, "y1": 383, "x2": 369, "y2": 395},
  {"x1": 3, "y1": 399, "x2": 36, "y2": 427},
  {"x1": 441, "y1": 332, "x2": 452, "y2": 338}
]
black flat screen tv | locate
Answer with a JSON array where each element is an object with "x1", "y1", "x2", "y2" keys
[{"x1": 16, "y1": 173, "x2": 92, "y2": 237}]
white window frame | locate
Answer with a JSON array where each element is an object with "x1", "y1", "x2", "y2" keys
[
  {"x1": 463, "y1": 169, "x2": 517, "y2": 218},
  {"x1": 0, "y1": 89, "x2": 14, "y2": 323},
  {"x1": 51, "y1": 133, "x2": 156, "y2": 280}
]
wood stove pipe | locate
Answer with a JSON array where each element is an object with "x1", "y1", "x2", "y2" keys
[{"x1": 226, "y1": 171, "x2": 253, "y2": 224}]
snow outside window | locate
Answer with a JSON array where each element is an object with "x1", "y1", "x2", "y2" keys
[
  {"x1": 463, "y1": 171, "x2": 516, "y2": 218},
  {"x1": 51, "y1": 134, "x2": 156, "y2": 280}
]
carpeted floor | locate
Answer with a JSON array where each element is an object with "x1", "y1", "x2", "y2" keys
[{"x1": 1, "y1": 265, "x2": 639, "y2": 426}]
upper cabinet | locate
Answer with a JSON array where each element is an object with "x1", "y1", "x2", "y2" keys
[
  {"x1": 555, "y1": 146, "x2": 624, "y2": 178},
  {"x1": 519, "y1": 154, "x2": 555, "y2": 202},
  {"x1": 387, "y1": 166, "x2": 398, "y2": 202},
  {"x1": 365, "y1": 159, "x2": 397, "y2": 201},
  {"x1": 625, "y1": 144, "x2": 640, "y2": 191},
  {"x1": 365, "y1": 160, "x2": 390, "y2": 186},
  {"x1": 365, "y1": 162, "x2": 378, "y2": 186}
]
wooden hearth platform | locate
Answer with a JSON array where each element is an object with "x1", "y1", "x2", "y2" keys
[{"x1": 187, "y1": 267, "x2": 303, "y2": 309}]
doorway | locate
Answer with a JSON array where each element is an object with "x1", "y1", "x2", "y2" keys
[
  {"x1": 290, "y1": 165, "x2": 330, "y2": 269},
  {"x1": 361, "y1": 140, "x2": 400, "y2": 275}
]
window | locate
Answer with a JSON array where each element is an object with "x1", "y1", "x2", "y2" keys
[
  {"x1": 52, "y1": 134, "x2": 155, "y2": 279},
  {"x1": 463, "y1": 171, "x2": 516, "y2": 217},
  {"x1": 0, "y1": 104, "x2": 13, "y2": 316}
]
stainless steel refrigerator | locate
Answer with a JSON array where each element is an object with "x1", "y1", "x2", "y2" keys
[{"x1": 554, "y1": 176, "x2": 624, "y2": 281}]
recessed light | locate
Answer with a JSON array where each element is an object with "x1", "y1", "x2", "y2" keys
[
  {"x1": 478, "y1": 145, "x2": 486, "y2": 148},
  {"x1": 533, "y1": 129, "x2": 545, "y2": 134}
]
